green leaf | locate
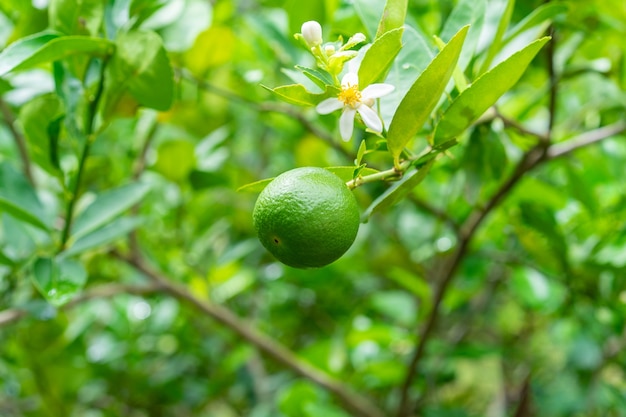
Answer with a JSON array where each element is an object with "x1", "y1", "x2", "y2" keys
[
  {"x1": 49, "y1": 0, "x2": 104, "y2": 36},
  {"x1": 18, "y1": 93, "x2": 64, "y2": 176},
  {"x1": 375, "y1": 0, "x2": 408, "y2": 39},
  {"x1": 63, "y1": 216, "x2": 145, "y2": 257},
  {"x1": 324, "y1": 166, "x2": 379, "y2": 182},
  {"x1": 439, "y1": 0, "x2": 487, "y2": 71},
  {"x1": 478, "y1": 0, "x2": 515, "y2": 74},
  {"x1": 502, "y1": 3, "x2": 568, "y2": 46},
  {"x1": 0, "y1": 162, "x2": 50, "y2": 231},
  {"x1": 358, "y1": 27, "x2": 403, "y2": 87},
  {"x1": 295, "y1": 65, "x2": 334, "y2": 90},
  {"x1": 434, "y1": 37, "x2": 550, "y2": 144},
  {"x1": 32, "y1": 257, "x2": 88, "y2": 307},
  {"x1": 102, "y1": 30, "x2": 173, "y2": 114},
  {"x1": 262, "y1": 84, "x2": 339, "y2": 107},
  {"x1": 237, "y1": 178, "x2": 274, "y2": 193},
  {"x1": 354, "y1": 0, "x2": 387, "y2": 39},
  {"x1": 386, "y1": 25, "x2": 469, "y2": 162},
  {"x1": 362, "y1": 159, "x2": 434, "y2": 220},
  {"x1": 0, "y1": 32, "x2": 115, "y2": 77},
  {"x1": 70, "y1": 182, "x2": 151, "y2": 241}
]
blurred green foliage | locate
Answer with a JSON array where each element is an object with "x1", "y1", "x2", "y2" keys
[{"x1": 1, "y1": 0, "x2": 626, "y2": 416}]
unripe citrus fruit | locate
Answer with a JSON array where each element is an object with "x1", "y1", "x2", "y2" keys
[{"x1": 253, "y1": 167, "x2": 360, "y2": 269}]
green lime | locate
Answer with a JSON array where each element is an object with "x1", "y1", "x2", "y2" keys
[{"x1": 253, "y1": 167, "x2": 360, "y2": 269}]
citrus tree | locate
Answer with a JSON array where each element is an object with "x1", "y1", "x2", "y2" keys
[{"x1": 1, "y1": 0, "x2": 626, "y2": 416}]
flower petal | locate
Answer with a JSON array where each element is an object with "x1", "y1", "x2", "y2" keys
[
  {"x1": 341, "y1": 72, "x2": 359, "y2": 89},
  {"x1": 361, "y1": 83, "x2": 395, "y2": 100},
  {"x1": 339, "y1": 108, "x2": 356, "y2": 141},
  {"x1": 357, "y1": 104, "x2": 383, "y2": 133},
  {"x1": 316, "y1": 98, "x2": 343, "y2": 114}
]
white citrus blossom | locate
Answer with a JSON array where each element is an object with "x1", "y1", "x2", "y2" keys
[
  {"x1": 301, "y1": 21, "x2": 323, "y2": 47},
  {"x1": 316, "y1": 72, "x2": 394, "y2": 141}
]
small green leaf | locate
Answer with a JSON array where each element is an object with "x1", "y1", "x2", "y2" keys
[
  {"x1": 358, "y1": 27, "x2": 403, "y2": 87},
  {"x1": 0, "y1": 162, "x2": 50, "y2": 231},
  {"x1": 478, "y1": 0, "x2": 515, "y2": 74},
  {"x1": 237, "y1": 178, "x2": 274, "y2": 193},
  {"x1": 362, "y1": 159, "x2": 434, "y2": 220},
  {"x1": 355, "y1": 140, "x2": 367, "y2": 166},
  {"x1": 386, "y1": 25, "x2": 469, "y2": 162},
  {"x1": 32, "y1": 257, "x2": 88, "y2": 307},
  {"x1": 434, "y1": 37, "x2": 550, "y2": 144},
  {"x1": 63, "y1": 217, "x2": 145, "y2": 257},
  {"x1": 0, "y1": 32, "x2": 114, "y2": 77},
  {"x1": 375, "y1": 0, "x2": 408, "y2": 39},
  {"x1": 19, "y1": 93, "x2": 64, "y2": 176},
  {"x1": 262, "y1": 84, "x2": 339, "y2": 107},
  {"x1": 71, "y1": 182, "x2": 150, "y2": 241},
  {"x1": 324, "y1": 166, "x2": 379, "y2": 182},
  {"x1": 295, "y1": 65, "x2": 334, "y2": 90}
]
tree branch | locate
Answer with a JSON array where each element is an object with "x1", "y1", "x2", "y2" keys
[
  {"x1": 546, "y1": 121, "x2": 626, "y2": 160},
  {"x1": 119, "y1": 252, "x2": 388, "y2": 417},
  {"x1": 396, "y1": 120, "x2": 626, "y2": 416},
  {"x1": 0, "y1": 283, "x2": 163, "y2": 328},
  {"x1": 0, "y1": 98, "x2": 34, "y2": 185}
]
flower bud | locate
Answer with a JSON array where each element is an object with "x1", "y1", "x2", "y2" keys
[{"x1": 301, "y1": 21, "x2": 323, "y2": 47}]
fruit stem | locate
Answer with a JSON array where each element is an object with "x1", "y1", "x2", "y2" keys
[{"x1": 346, "y1": 159, "x2": 412, "y2": 189}]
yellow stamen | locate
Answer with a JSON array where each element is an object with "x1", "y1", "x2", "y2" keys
[{"x1": 338, "y1": 84, "x2": 361, "y2": 108}]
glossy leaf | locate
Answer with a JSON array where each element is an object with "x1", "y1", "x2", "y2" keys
[
  {"x1": 63, "y1": 216, "x2": 145, "y2": 257},
  {"x1": 262, "y1": 84, "x2": 339, "y2": 107},
  {"x1": 439, "y1": 0, "x2": 487, "y2": 72},
  {"x1": 237, "y1": 178, "x2": 274, "y2": 193},
  {"x1": 49, "y1": 0, "x2": 104, "y2": 36},
  {"x1": 362, "y1": 159, "x2": 434, "y2": 220},
  {"x1": 324, "y1": 166, "x2": 379, "y2": 182},
  {"x1": 354, "y1": 0, "x2": 387, "y2": 39},
  {"x1": 18, "y1": 93, "x2": 64, "y2": 176},
  {"x1": 102, "y1": 30, "x2": 173, "y2": 115},
  {"x1": 0, "y1": 32, "x2": 114, "y2": 77},
  {"x1": 32, "y1": 257, "x2": 88, "y2": 307},
  {"x1": 386, "y1": 25, "x2": 469, "y2": 162},
  {"x1": 375, "y1": 0, "x2": 408, "y2": 39},
  {"x1": 358, "y1": 27, "x2": 403, "y2": 87},
  {"x1": 0, "y1": 163, "x2": 50, "y2": 231},
  {"x1": 502, "y1": 3, "x2": 568, "y2": 46},
  {"x1": 71, "y1": 182, "x2": 150, "y2": 241},
  {"x1": 434, "y1": 36, "x2": 550, "y2": 144}
]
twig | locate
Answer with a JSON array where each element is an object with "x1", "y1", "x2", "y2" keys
[
  {"x1": 396, "y1": 120, "x2": 626, "y2": 416},
  {"x1": 546, "y1": 121, "x2": 626, "y2": 160},
  {"x1": 0, "y1": 283, "x2": 162, "y2": 328},
  {"x1": 59, "y1": 57, "x2": 109, "y2": 251},
  {"x1": 512, "y1": 373, "x2": 533, "y2": 417},
  {"x1": 119, "y1": 252, "x2": 387, "y2": 417},
  {"x1": 545, "y1": 24, "x2": 558, "y2": 140},
  {"x1": 0, "y1": 98, "x2": 34, "y2": 185}
]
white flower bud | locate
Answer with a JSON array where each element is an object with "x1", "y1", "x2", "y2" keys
[{"x1": 301, "y1": 21, "x2": 323, "y2": 47}]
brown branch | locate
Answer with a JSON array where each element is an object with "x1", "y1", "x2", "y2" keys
[
  {"x1": 0, "y1": 98, "x2": 34, "y2": 185},
  {"x1": 546, "y1": 121, "x2": 626, "y2": 160},
  {"x1": 0, "y1": 283, "x2": 163, "y2": 328},
  {"x1": 119, "y1": 252, "x2": 387, "y2": 417},
  {"x1": 512, "y1": 373, "x2": 533, "y2": 417},
  {"x1": 396, "y1": 120, "x2": 625, "y2": 416}
]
